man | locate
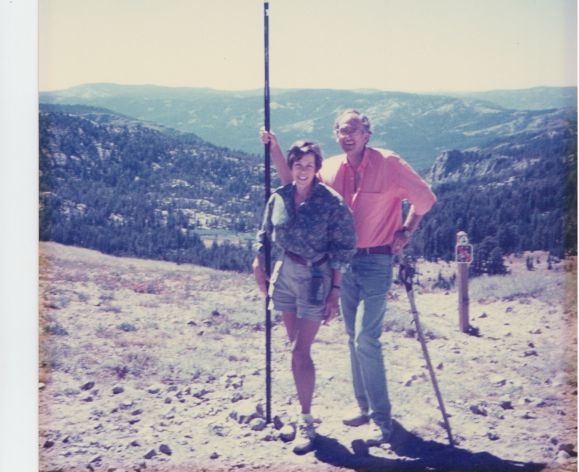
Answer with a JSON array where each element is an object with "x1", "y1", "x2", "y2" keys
[{"x1": 261, "y1": 109, "x2": 437, "y2": 446}]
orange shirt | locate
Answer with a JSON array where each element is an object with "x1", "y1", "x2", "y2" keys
[{"x1": 318, "y1": 147, "x2": 437, "y2": 248}]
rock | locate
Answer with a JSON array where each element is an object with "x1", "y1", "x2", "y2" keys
[
  {"x1": 249, "y1": 418, "x2": 267, "y2": 431},
  {"x1": 556, "y1": 450, "x2": 571, "y2": 464},
  {"x1": 159, "y1": 444, "x2": 172, "y2": 456},
  {"x1": 144, "y1": 449, "x2": 157, "y2": 460},
  {"x1": 404, "y1": 374, "x2": 420, "y2": 387},
  {"x1": 112, "y1": 386, "x2": 124, "y2": 395},
  {"x1": 558, "y1": 443, "x2": 577, "y2": 456},
  {"x1": 210, "y1": 452, "x2": 219, "y2": 460},
  {"x1": 404, "y1": 328, "x2": 416, "y2": 338},
  {"x1": 522, "y1": 412, "x2": 537, "y2": 419},
  {"x1": 230, "y1": 400, "x2": 260, "y2": 424},
  {"x1": 490, "y1": 375, "x2": 507, "y2": 387},
  {"x1": 147, "y1": 385, "x2": 161, "y2": 394},
  {"x1": 523, "y1": 350, "x2": 538, "y2": 357},
  {"x1": 43, "y1": 440, "x2": 55, "y2": 449},
  {"x1": 499, "y1": 400, "x2": 514, "y2": 410},
  {"x1": 516, "y1": 397, "x2": 534, "y2": 406},
  {"x1": 225, "y1": 376, "x2": 244, "y2": 389},
  {"x1": 192, "y1": 388, "x2": 210, "y2": 399},
  {"x1": 231, "y1": 392, "x2": 243, "y2": 403},
  {"x1": 279, "y1": 425, "x2": 296, "y2": 442},
  {"x1": 487, "y1": 432, "x2": 500, "y2": 441},
  {"x1": 208, "y1": 423, "x2": 229, "y2": 437},
  {"x1": 273, "y1": 415, "x2": 284, "y2": 430},
  {"x1": 81, "y1": 381, "x2": 96, "y2": 391},
  {"x1": 470, "y1": 404, "x2": 488, "y2": 416}
]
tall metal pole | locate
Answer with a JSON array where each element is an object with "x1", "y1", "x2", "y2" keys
[{"x1": 263, "y1": 0, "x2": 272, "y2": 424}]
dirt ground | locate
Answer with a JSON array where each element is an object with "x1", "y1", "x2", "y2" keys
[{"x1": 38, "y1": 242, "x2": 577, "y2": 471}]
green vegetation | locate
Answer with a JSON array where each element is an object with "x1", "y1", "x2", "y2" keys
[{"x1": 39, "y1": 106, "x2": 577, "y2": 273}]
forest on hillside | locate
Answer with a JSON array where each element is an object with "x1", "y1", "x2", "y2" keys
[{"x1": 39, "y1": 108, "x2": 577, "y2": 274}]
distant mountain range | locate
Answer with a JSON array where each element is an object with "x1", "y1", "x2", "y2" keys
[
  {"x1": 40, "y1": 84, "x2": 577, "y2": 172},
  {"x1": 443, "y1": 87, "x2": 577, "y2": 111}
]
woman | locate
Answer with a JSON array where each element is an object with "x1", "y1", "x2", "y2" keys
[{"x1": 253, "y1": 140, "x2": 356, "y2": 454}]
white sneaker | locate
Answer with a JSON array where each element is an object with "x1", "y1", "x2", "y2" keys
[{"x1": 293, "y1": 416, "x2": 317, "y2": 455}]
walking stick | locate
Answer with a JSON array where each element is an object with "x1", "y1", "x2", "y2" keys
[
  {"x1": 398, "y1": 261, "x2": 455, "y2": 447},
  {"x1": 263, "y1": 0, "x2": 272, "y2": 424}
]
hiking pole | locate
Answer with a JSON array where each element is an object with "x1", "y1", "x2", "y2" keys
[
  {"x1": 398, "y1": 261, "x2": 455, "y2": 447},
  {"x1": 263, "y1": 0, "x2": 273, "y2": 424}
]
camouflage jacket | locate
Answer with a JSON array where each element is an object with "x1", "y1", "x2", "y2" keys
[{"x1": 256, "y1": 180, "x2": 356, "y2": 272}]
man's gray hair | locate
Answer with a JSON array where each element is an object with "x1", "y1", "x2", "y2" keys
[{"x1": 334, "y1": 109, "x2": 372, "y2": 134}]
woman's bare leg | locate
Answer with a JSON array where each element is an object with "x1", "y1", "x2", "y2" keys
[{"x1": 282, "y1": 312, "x2": 321, "y2": 415}]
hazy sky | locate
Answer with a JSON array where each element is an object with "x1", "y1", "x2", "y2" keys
[{"x1": 39, "y1": 0, "x2": 577, "y2": 93}]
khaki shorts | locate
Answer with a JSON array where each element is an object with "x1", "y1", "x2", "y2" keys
[{"x1": 269, "y1": 253, "x2": 332, "y2": 321}]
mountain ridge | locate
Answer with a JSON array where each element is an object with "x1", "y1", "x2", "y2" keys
[{"x1": 40, "y1": 84, "x2": 577, "y2": 172}]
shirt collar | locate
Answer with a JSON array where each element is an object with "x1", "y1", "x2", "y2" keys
[{"x1": 345, "y1": 147, "x2": 370, "y2": 172}]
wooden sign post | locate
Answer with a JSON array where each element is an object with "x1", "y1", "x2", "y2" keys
[{"x1": 456, "y1": 231, "x2": 473, "y2": 333}]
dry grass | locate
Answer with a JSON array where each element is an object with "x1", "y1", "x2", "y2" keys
[
  {"x1": 38, "y1": 243, "x2": 578, "y2": 472},
  {"x1": 469, "y1": 270, "x2": 564, "y2": 303}
]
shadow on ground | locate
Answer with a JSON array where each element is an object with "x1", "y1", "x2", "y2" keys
[{"x1": 313, "y1": 420, "x2": 546, "y2": 471}]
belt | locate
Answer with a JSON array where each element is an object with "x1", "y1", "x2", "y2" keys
[
  {"x1": 356, "y1": 245, "x2": 392, "y2": 256},
  {"x1": 285, "y1": 251, "x2": 328, "y2": 266}
]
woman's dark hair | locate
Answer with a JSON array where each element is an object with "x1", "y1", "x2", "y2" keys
[{"x1": 287, "y1": 140, "x2": 323, "y2": 171}]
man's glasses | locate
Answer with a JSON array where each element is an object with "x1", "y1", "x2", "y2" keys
[{"x1": 336, "y1": 127, "x2": 366, "y2": 137}]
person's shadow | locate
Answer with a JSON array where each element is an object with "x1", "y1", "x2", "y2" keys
[{"x1": 312, "y1": 420, "x2": 546, "y2": 471}]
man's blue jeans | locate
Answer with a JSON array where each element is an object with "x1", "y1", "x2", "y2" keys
[{"x1": 341, "y1": 253, "x2": 393, "y2": 436}]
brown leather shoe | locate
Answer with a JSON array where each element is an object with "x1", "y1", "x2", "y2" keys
[
  {"x1": 342, "y1": 413, "x2": 371, "y2": 427},
  {"x1": 363, "y1": 426, "x2": 392, "y2": 447}
]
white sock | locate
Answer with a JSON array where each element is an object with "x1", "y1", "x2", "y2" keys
[{"x1": 301, "y1": 413, "x2": 314, "y2": 424}]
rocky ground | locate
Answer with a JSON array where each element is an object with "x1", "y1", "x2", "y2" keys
[{"x1": 38, "y1": 242, "x2": 577, "y2": 471}]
